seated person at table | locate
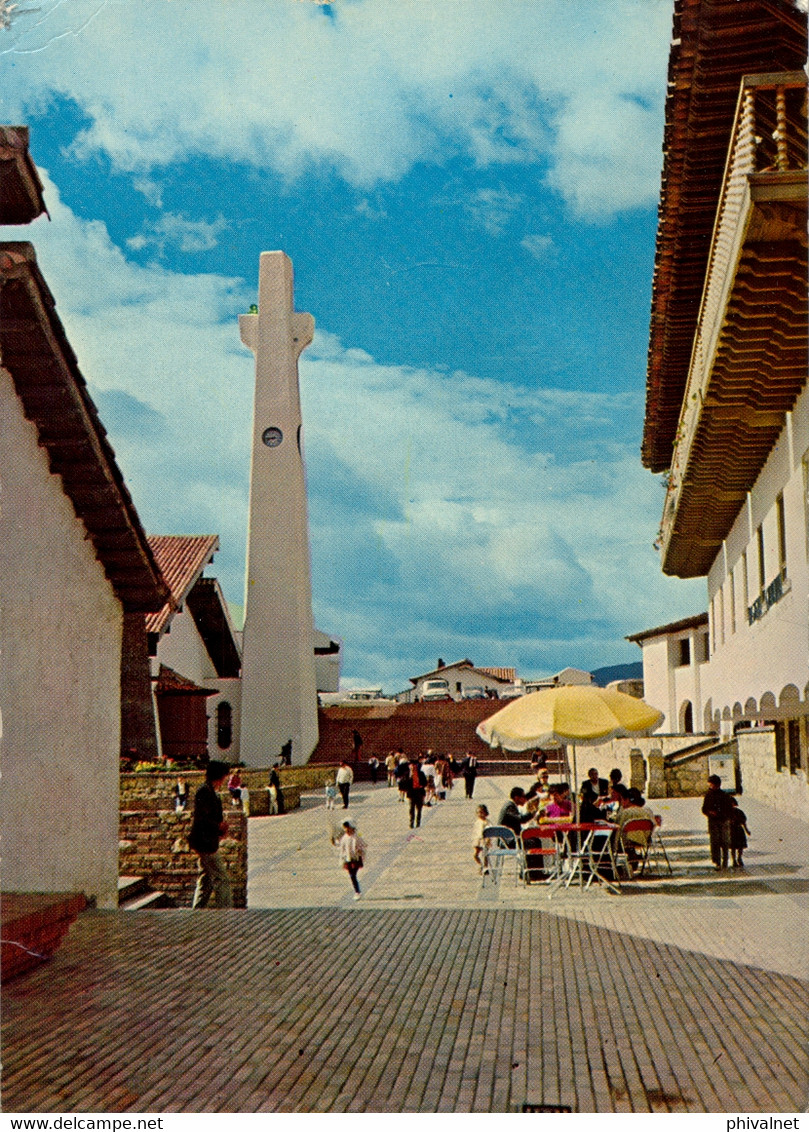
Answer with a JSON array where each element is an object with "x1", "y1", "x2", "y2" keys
[
  {"x1": 498, "y1": 787, "x2": 538, "y2": 837},
  {"x1": 540, "y1": 782, "x2": 573, "y2": 821},
  {"x1": 615, "y1": 787, "x2": 657, "y2": 866},
  {"x1": 579, "y1": 767, "x2": 609, "y2": 822},
  {"x1": 526, "y1": 768, "x2": 551, "y2": 804}
]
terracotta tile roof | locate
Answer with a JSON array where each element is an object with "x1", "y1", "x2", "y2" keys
[
  {"x1": 0, "y1": 243, "x2": 169, "y2": 613},
  {"x1": 145, "y1": 534, "x2": 219, "y2": 636},
  {"x1": 0, "y1": 127, "x2": 47, "y2": 225},
  {"x1": 409, "y1": 660, "x2": 514, "y2": 685},
  {"x1": 153, "y1": 664, "x2": 214, "y2": 696},
  {"x1": 478, "y1": 667, "x2": 515, "y2": 684}
]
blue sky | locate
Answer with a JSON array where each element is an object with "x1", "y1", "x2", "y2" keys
[{"x1": 1, "y1": 0, "x2": 704, "y2": 691}]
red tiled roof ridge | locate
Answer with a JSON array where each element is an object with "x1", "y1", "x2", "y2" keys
[
  {"x1": 410, "y1": 660, "x2": 514, "y2": 684},
  {"x1": 145, "y1": 534, "x2": 219, "y2": 636},
  {"x1": 153, "y1": 663, "x2": 214, "y2": 696}
]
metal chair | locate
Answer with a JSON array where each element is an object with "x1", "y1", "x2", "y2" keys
[
  {"x1": 521, "y1": 826, "x2": 560, "y2": 884},
  {"x1": 617, "y1": 819, "x2": 656, "y2": 877},
  {"x1": 482, "y1": 825, "x2": 523, "y2": 884}
]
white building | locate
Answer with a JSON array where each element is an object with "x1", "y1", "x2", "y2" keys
[
  {"x1": 638, "y1": 0, "x2": 808, "y2": 818},
  {"x1": 406, "y1": 659, "x2": 514, "y2": 702},
  {"x1": 145, "y1": 535, "x2": 242, "y2": 764},
  {"x1": 523, "y1": 667, "x2": 594, "y2": 693},
  {"x1": 627, "y1": 614, "x2": 710, "y2": 734},
  {"x1": 0, "y1": 224, "x2": 168, "y2": 906}
]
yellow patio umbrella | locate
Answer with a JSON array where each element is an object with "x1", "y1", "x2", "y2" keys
[{"x1": 476, "y1": 685, "x2": 664, "y2": 818}]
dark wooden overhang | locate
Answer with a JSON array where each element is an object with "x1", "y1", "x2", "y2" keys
[
  {"x1": 0, "y1": 243, "x2": 170, "y2": 613},
  {"x1": 642, "y1": 0, "x2": 807, "y2": 474},
  {"x1": 0, "y1": 127, "x2": 48, "y2": 225},
  {"x1": 660, "y1": 71, "x2": 808, "y2": 577},
  {"x1": 186, "y1": 576, "x2": 242, "y2": 679},
  {"x1": 626, "y1": 611, "x2": 708, "y2": 644}
]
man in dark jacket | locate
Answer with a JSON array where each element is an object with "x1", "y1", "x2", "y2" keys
[
  {"x1": 497, "y1": 787, "x2": 538, "y2": 838},
  {"x1": 462, "y1": 752, "x2": 479, "y2": 799},
  {"x1": 701, "y1": 774, "x2": 734, "y2": 870},
  {"x1": 579, "y1": 767, "x2": 609, "y2": 823},
  {"x1": 189, "y1": 760, "x2": 233, "y2": 907}
]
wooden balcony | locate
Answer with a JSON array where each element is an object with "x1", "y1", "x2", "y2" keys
[{"x1": 659, "y1": 74, "x2": 807, "y2": 578}]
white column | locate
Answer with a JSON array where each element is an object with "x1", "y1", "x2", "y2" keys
[{"x1": 238, "y1": 252, "x2": 318, "y2": 766}]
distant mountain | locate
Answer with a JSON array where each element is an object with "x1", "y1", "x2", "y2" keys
[{"x1": 590, "y1": 662, "x2": 643, "y2": 688}]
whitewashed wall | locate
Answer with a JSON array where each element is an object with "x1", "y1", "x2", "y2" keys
[
  {"x1": 705, "y1": 392, "x2": 809, "y2": 720},
  {"x1": 0, "y1": 369, "x2": 122, "y2": 907}
]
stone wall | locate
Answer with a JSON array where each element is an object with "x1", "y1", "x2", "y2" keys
[
  {"x1": 119, "y1": 808, "x2": 247, "y2": 908},
  {"x1": 737, "y1": 728, "x2": 809, "y2": 821},
  {"x1": 663, "y1": 752, "x2": 711, "y2": 798},
  {"x1": 121, "y1": 770, "x2": 300, "y2": 816}
]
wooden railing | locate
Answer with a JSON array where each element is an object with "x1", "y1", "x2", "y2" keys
[{"x1": 659, "y1": 73, "x2": 807, "y2": 556}]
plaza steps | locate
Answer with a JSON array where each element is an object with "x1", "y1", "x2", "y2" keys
[
  {"x1": 310, "y1": 702, "x2": 565, "y2": 776},
  {"x1": 0, "y1": 891, "x2": 87, "y2": 983},
  {"x1": 118, "y1": 874, "x2": 173, "y2": 911}
]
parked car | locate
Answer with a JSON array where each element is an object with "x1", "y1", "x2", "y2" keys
[
  {"x1": 418, "y1": 678, "x2": 452, "y2": 702},
  {"x1": 462, "y1": 687, "x2": 488, "y2": 700},
  {"x1": 499, "y1": 683, "x2": 526, "y2": 700}
]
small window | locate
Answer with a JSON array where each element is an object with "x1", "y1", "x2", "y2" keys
[
  {"x1": 757, "y1": 525, "x2": 766, "y2": 592},
  {"x1": 678, "y1": 638, "x2": 691, "y2": 667},
  {"x1": 683, "y1": 702, "x2": 694, "y2": 733},
  {"x1": 776, "y1": 493, "x2": 787, "y2": 580},
  {"x1": 729, "y1": 571, "x2": 736, "y2": 634},
  {"x1": 741, "y1": 551, "x2": 749, "y2": 612},
  {"x1": 216, "y1": 701, "x2": 233, "y2": 750}
]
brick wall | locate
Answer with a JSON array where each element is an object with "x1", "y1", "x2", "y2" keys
[
  {"x1": 119, "y1": 808, "x2": 247, "y2": 908},
  {"x1": 310, "y1": 702, "x2": 557, "y2": 766}
]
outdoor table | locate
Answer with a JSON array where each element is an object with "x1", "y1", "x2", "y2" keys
[{"x1": 536, "y1": 821, "x2": 621, "y2": 896}]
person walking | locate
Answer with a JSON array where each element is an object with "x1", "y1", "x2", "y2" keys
[
  {"x1": 395, "y1": 754, "x2": 410, "y2": 802},
  {"x1": 385, "y1": 751, "x2": 397, "y2": 787},
  {"x1": 701, "y1": 774, "x2": 734, "y2": 870},
  {"x1": 368, "y1": 755, "x2": 380, "y2": 784},
  {"x1": 188, "y1": 760, "x2": 233, "y2": 908},
  {"x1": 406, "y1": 759, "x2": 427, "y2": 829},
  {"x1": 334, "y1": 819, "x2": 366, "y2": 900},
  {"x1": 268, "y1": 762, "x2": 285, "y2": 814},
  {"x1": 336, "y1": 760, "x2": 354, "y2": 809},
  {"x1": 462, "y1": 752, "x2": 478, "y2": 799}
]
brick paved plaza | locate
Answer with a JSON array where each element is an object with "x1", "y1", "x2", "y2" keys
[{"x1": 2, "y1": 777, "x2": 808, "y2": 1112}]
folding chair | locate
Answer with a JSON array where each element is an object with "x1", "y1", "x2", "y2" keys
[
  {"x1": 645, "y1": 820, "x2": 673, "y2": 876},
  {"x1": 618, "y1": 819, "x2": 655, "y2": 877},
  {"x1": 521, "y1": 826, "x2": 560, "y2": 884},
  {"x1": 482, "y1": 825, "x2": 523, "y2": 885},
  {"x1": 584, "y1": 825, "x2": 621, "y2": 894}
]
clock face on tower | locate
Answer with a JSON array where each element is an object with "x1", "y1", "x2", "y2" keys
[{"x1": 261, "y1": 426, "x2": 283, "y2": 448}]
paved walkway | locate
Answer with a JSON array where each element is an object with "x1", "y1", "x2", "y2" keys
[{"x1": 2, "y1": 778, "x2": 807, "y2": 1113}]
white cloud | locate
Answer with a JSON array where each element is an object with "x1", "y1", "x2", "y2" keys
[
  {"x1": 521, "y1": 233, "x2": 554, "y2": 258},
  {"x1": 465, "y1": 187, "x2": 523, "y2": 236},
  {"x1": 1, "y1": 0, "x2": 672, "y2": 218},
  {"x1": 2, "y1": 175, "x2": 703, "y2": 687},
  {"x1": 127, "y1": 211, "x2": 228, "y2": 255}
]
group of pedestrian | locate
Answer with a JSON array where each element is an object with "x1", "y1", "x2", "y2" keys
[{"x1": 702, "y1": 774, "x2": 750, "y2": 869}]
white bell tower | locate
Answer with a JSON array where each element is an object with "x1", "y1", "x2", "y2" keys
[{"x1": 238, "y1": 251, "x2": 318, "y2": 767}]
